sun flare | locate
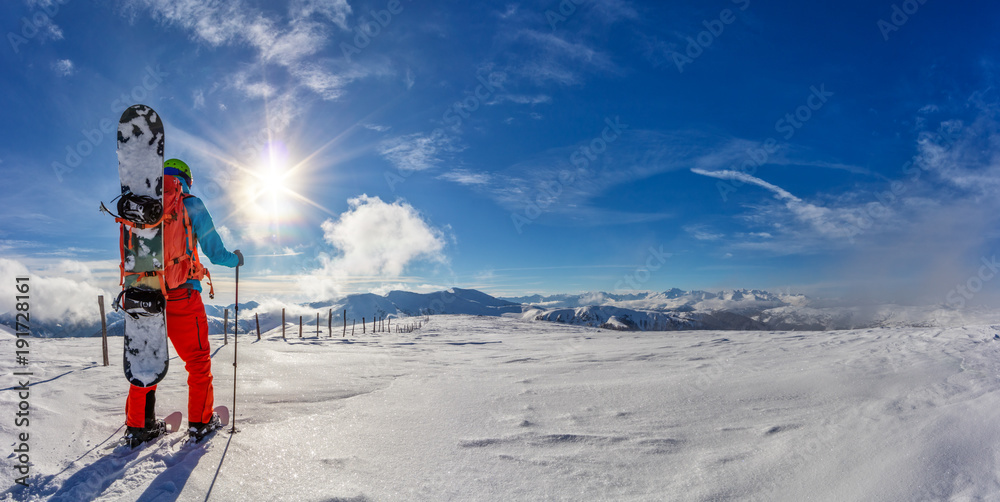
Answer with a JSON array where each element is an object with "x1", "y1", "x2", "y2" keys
[{"x1": 244, "y1": 140, "x2": 296, "y2": 222}]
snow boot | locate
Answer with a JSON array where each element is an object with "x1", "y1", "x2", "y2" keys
[
  {"x1": 122, "y1": 418, "x2": 166, "y2": 448},
  {"x1": 188, "y1": 412, "x2": 222, "y2": 443}
]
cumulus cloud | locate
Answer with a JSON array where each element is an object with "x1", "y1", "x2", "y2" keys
[
  {"x1": 305, "y1": 195, "x2": 448, "y2": 299},
  {"x1": 0, "y1": 258, "x2": 111, "y2": 326}
]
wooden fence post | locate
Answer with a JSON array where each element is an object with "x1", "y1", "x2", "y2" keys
[
  {"x1": 98, "y1": 295, "x2": 109, "y2": 366},
  {"x1": 282, "y1": 308, "x2": 286, "y2": 340},
  {"x1": 343, "y1": 309, "x2": 346, "y2": 338},
  {"x1": 224, "y1": 309, "x2": 229, "y2": 345},
  {"x1": 363, "y1": 317, "x2": 365, "y2": 334},
  {"x1": 299, "y1": 316, "x2": 303, "y2": 338},
  {"x1": 316, "y1": 313, "x2": 320, "y2": 338},
  {"x1": 352, "y1": 320, "x2": 355, "y2": 336},
  {"x1": 255, "y1": 313, "x2": 261, "y2": 341},
  {"x1": 328, "y1": 309, "x2": 332, "y2": 338}
]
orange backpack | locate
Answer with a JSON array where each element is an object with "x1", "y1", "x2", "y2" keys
[
  {"x1": 162, "y1": 175, "x2": 213, "y2": 295},
  {"x1": 117, "y1": 175, "x2": 214, "y2": 298}
]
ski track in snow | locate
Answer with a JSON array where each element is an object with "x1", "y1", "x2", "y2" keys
[{"x1": 3, "y1": 317, "x2": 1000, "y2": 500}]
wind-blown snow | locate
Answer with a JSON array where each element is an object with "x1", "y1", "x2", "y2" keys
[{"x1": 4, "y1": 317, "x2": 1000, "y2": 500}]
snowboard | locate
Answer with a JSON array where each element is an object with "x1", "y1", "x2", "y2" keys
[
  {"x1": 164, "y1": 410, "x2": 184, "y2": 433},
  {"x1": 117, "y1": 104, "x2": 169, "y2": 388}
]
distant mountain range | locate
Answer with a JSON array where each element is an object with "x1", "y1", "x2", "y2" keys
[{"x1": 3, "y1": 287, "x2": 997, "y2": 337}]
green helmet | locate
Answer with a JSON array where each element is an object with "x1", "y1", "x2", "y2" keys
[{"x1": 164, "y1": 158, "x2": 192, "y2": 186}]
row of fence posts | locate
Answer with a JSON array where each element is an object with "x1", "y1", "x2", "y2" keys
[
  {"x1": 223, "y1": 310, "x2": 262, "y2": 345},
  {"x1": 218, "y1": 309, "x2": 423, "y2": 340},
  {"x1": 96, "y1": 296, "x2": 428, "y2": 365},
  {"x1": 274, "y1": 309, "x2": 409, "y2": 340}
]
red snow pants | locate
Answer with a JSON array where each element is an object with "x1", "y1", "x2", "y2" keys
[{"x1": 126, "y1": 288, "x2": 215, "y2": 428}]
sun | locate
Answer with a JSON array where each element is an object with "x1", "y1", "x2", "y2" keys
[{"x1": 244, "y1": 140, "x2": 295, "y2": 222}]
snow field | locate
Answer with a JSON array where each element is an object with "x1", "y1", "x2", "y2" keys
[{"x1": 4, "y1": 318, "x2": 1000, "y2": 500}]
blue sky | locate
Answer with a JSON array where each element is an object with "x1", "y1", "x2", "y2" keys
[{"x1": 3, "y1": 0, "x2": 1000, "y2": 310}]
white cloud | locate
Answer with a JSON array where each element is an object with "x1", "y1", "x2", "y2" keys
[
  {"x1": 25, "y1": 0, "x2": 64, "y2": 41},
  {"x1": 683, "y1": 224, "x2": 724, "y2": 241},
  {"x1": 690, "y1": 168, "x2": 799, "y2": 202},
  {"x1": 690, "y1": 168, "x2": 857, "y2": 240},
  {"x1": 404, "y1": 68, "x2": 415, "y2": 89},
  {"x1": 363, "y1": 123, "x2": 391, "y2": 132},
  {"x1": 0, "y1": 258, "x2": 111, "y2": 325},
  {"x1": 122, "y1": 0, "x2": 367, "y2": 108},
  {"x1": 438, "y1": 170, "x2": 492, "y2": 186},
  {"x1": 51, "y1": 59, "x2": 74, "y2": 76},
  {"x1": 378, "y1": 130, "x2": 454, "y2": 173},
  {"x1": 290, "y1": 62, "x2": 349, "y2": 100},
  {"x1": 488, "y1": 93, "x2": 552, "y2": 105},
  {"x1": 193, "y1": 89, "x2": 205, "y2": 109},
  {"x1": 258, "y1": 19, "x2": 328, "y2": 63},
  {"x1": 306, "y1": 195, "x2": 448, "y2": 298},
  {"x1": 506, "y1": 29, "x2": 619, "y2": 86},
  {"x1": 290, "y1": 0, "x2": 352, "y2": 30}
]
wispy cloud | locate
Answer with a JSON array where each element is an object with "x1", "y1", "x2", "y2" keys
[
  {"x1": 51, "y1": 59, "x2": 74, "y2": 76},
  {"x1": 684, "y1": 224, "x2": 724, "y2": 241},
  {"x1": 290, "y1": 0, "x2": 352, "y2": 30},
  {"x1": 507, "y1": 30, "x2": 619, "y2": 86},
  {"x1": 122, "y1": 0, "x2": 373, "y2": 127},
  {"x1": 377, "y1": 130, "x2": 455, "y2": 173},
  {"x1": 471, "y1": 129, "x2": 716, "y2": 225},
  {"x1": 488, "y1": 93, "x2": 552, "y2": 105},
  {"x1": 438, "y1": 169, "x2": 492, "y2": 186},
  {"x1": 691, "y1": 168, "x2": 864, "y2": 241}
]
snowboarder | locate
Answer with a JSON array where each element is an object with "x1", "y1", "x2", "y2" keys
[{"x1": 123, "y1": 158, "x2": 244, "y2": 447}]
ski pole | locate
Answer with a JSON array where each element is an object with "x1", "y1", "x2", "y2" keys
[{"x1": 230, "y1": 264, "x2": 239, "y2": 434}]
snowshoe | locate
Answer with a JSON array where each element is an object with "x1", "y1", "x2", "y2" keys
[
  {"x1": 122, "y1": 418, "x2": 166, "y2": 449},
  {"x1": 187, "y1": 412, "x2": 222, "y2": 444}
]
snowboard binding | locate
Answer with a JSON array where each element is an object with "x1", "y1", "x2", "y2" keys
[
  {"x1": 117, "y1": 192, "x2": 163, "y2": 225},
  {"x1": 114, "y1": 287, "x2": 165, "y2": 319}
]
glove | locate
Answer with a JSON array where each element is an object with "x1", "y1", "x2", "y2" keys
[{"x1": 234, "y1": 250, "x2": 244, "y2": 267}]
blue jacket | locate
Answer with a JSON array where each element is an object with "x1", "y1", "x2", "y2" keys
[{"x1": 176, "y1": 177, "x2": 239, "y2": 291}]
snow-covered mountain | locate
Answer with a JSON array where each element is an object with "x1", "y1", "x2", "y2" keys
[
  {"x1": 0, "y1": 288, "x2": 522, "y2": 338},
  {"x1": 7, "y1": 286, "x2": 1000, "y2": 337},
  {"x1": 525, "y1": 306, "x2": 766, "y2": 331},
  {"x1": 502, "y1": 288, "x2": 802, "y2": 313}
]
